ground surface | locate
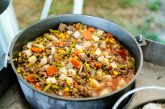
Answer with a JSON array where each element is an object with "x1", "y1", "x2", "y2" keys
[{"x1": 13, "y1": 0, "x2": 165, "y2": 43}]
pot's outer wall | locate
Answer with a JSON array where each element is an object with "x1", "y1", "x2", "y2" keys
[{"x1": 10, "y1": 15, "x2": 143, "y2": 109}]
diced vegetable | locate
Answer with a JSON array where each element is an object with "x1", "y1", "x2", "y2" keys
[
  {"x1": 99, "y1": 89, "x2": 110, "y2": 96},
  {"x1": 35, "y1": 44, "x2": 45, "y2": 50},
  {"x1": 26, "y1": 74, "x2": 35, "y2": 82},
  {"x1": 45, "y1": 34, "x2": 58, "y2": 41},
  {"x1": 40, "y1": 57, "x2": 47, "y2": 65},
  {"x1": 70, "y1": 58, "x2": 81, "y2": 68},
  {"x1": 92, "y1": 35, "x2": 99, "y2": 42},
  {"x1": 28, "y1": 55, "x2": 37, "y2": 64},
  {"x1": 59, "y1": 67, "x2": 67, "y2": 75},
  {"x1": 75, "y1": 44, "x2": 83, "y2": 51},
  {"x1": 46, "y1": 77, "x2": 57, "y2": 84},
  {"x1": 111, "y1": 62, "x2": 117, "y2": 68},
  {"x1": 43, "y1": 84, "x2": 52, "y2": 92},
  {"x1": 67, "y1": 30, "x2": 73, "y2": 35},
  {"x1": 82, "y1": 41, "x2": 91, "y2": 48},
  {"x1": 34, "y1": 83, "x2": 42, "y2": 90},
  {"x1": 26, "y1": 42, "x2": 33, "y2": 49},
  {"x1": 73, "y1": 31, "x2": 81, "y2": 39},
  {"x1": 68, "y1": 69, "x2": 76, "y2": 76},
  {"x1": 96, "y1": 69, "x2": 102, "y2": 76},
  {"x1": 83, "y1": 31, "x2": 92, "y2": 40},
  {"x1": 52, "y1": 85, "x2": 59, "y2": 89},
  {"x1": 23, "y1": 50, "x2": 32, "y2": 57},
  {"x1": 94, "y1": 48, "x2": 102, "y2": 55},
  {"x1": 118, "y1": 79, "x2": 126, "y2": 87},
  {"x1": 31, "y1": 47, "x2": 42, "y2": 53},
  {"x1": 66, "y1": 62, "x2": 73, "y2": 69},
  {"x1": 100, "y1": 41, "x2": 106, "y2": 48},
  {"x1": 87, "y1": 27, "x2": 95, "y2": 32},
  {"x1": 102, "y1": 75, "x2": 112, "y2": 80},
  {"x1": 46, "y1": 66, "x2": 57, "y2": 76},
  {"x1": 103, "y1": 58, "x2": 109, "y2": 65},
  {"x1": 63, "y1": 87, "x2": 70, "y2": 92},
  {"x1": 97, "y1": 56, "x2": 104, "y2": 62},
  {"x1": 51, "y1": 47, "x2": 56, "y2": 54},
  {"x1": 52, "y1": 62, "x2": 63, "y2": 67},
  {"x1": 59, "y1": 74, "x2": 67, "y2": 80},
  {"x1": 89, "y1": 78, "x2": 100, "y2": 87},
  {"x1": 96, "y1": 29, "x2": 104, "y2": 36},
  {"x1": 95, "y1": 63, "x2": 102, "y2": 69},
  {"x1": 49, "y1": 29, "x2": 60, "y2": 34}
]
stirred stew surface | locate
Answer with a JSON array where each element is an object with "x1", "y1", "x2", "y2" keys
[{"x1": 15, "y1": 23, "x2": 135, "y2": 98}]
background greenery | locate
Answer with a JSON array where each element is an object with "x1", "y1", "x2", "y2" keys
[{"x1": 13, "y1": 0, "x2": 165, "y2": 43}]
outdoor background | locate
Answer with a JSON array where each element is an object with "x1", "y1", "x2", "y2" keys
[{"x1": 13, "y1": 0, "x2": 165, "y2": 43}]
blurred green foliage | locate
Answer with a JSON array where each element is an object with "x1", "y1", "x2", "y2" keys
[
  {"x1": 118, "y1": 0, "x2": 138, "y2": 7},
  {"x1": 148, "y1": 0, "x2": 162, "y2": 11}
]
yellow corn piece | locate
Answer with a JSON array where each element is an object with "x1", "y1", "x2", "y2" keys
[
  {"x1": 66, "y1": 80, "x2": 71, "y2": 86},
  {"x1": 113, "y1": 71, "x2": 119, "y2": 76},
  {"x1": 63, "y1": 87, "x2": 70, "y2": 92}
]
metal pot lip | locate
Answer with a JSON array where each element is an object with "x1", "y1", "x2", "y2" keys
[
  {"x1": 0, "y1": 0, "x2": 10, "y2": 15},
  {"x1": 10, "y1": 14, "x2": 143, "y2": 101}
]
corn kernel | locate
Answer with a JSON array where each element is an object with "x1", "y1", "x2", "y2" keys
[
  {"x1": 63, "y1": 87, "x2": 70, "y2": 92},
  {"x1": 17, "y1": 68, "x2": 20, "y2": 73},
  {"x1": 113, "y1": 71, "x2": 119, "y2": 76},
  {"x1": 86, "y1": 63, "x2": 90, "y2": 68},
  {"x1": 66, "y1": 80, "x2": 71, "y2": 86}
]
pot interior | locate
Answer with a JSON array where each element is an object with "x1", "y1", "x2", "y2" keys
[{"x1": 10, "y1": 14, "x2": 143, "y2": 99}]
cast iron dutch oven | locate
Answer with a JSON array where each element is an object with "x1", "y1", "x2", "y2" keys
[{"x1": 10, "y1": 14, "x2": 143, "y2": 109}]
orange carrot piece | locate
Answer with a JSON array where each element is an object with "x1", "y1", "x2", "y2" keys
[
  {"x1": 71, "y1": 58, "x2": 81, "y2": 68},
  {"x1": 26, "y1": 74, "x2": 35, "y2": 82},
  {"x1": 31, "y1": 47, "x2": 42, "y2": 53},
  {"x1": 46, "y1": 66, "x2": 57, "y2": 76},
  {"x1": 64, "y1": 93, "x2": 70, "y2": 97},
  {"x1": 87, "y1": 27, "x2": 95, "y2": 32},
  {"x1": 73, "y1": 51, "x2": 80, "y2": 56},
  {"x1": 56, "y1": 55, "x2": 62, "y2": 61},
  {"x1": 95, "y1": 63, "x2": 102, "y2": 69},
  {"x1": 35, "y1": 83, "x2": 42, "y2": 90},
  {"x1": 83, "y1": 31, "x2": 92, "y2": 40}
]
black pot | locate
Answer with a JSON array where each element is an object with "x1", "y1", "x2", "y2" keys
[{"x1": 10, "y1": 14, "x2": 143, "y2": 109}]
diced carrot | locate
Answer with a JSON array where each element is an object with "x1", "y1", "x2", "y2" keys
[
  {"x1": 26, "y1": 74, "x2": 35, "y2": 82},
  {"x1": 95, "y1": 63, "x2": 102, "y2": 69},
  {"x1": 64, "y1": 93, "x2": 70, "y2": 97},
  {"x1": 87, "y1": 27, "x2": 95, "y2": 32},
  {"x1": 56, "y1": 55, "x2": 62, "y2": 61},
  {"x1": 73, "y1": 51, "x2": 80, "y2": 56},
  {"x1": 31, "y1": 47, "x2": 42, "y2": 53},
  {"x1": 83, "y1": 31, "x2": 92, "y2": 40},
  {"x1": 74, "y1": 23, "x2": 81, "y2": 30},
  {"x1": 70, "y1": 58, "x2": 81, "y2": 68},
  {"x1": 46, "y1": 66, "x2": 57, "y2": 76},
  {"x1": 106, "y1": 33, "x2": 113, "y2": 38},
  {"x1": 35, "y1": 83, "x2": 42, "y2": 90},
  {"x1": 74, "y1": 83, "x2": 79, "y2": 89},
  {"x1": 95, "y1": 75, "x2": 100, "y2": 80}
]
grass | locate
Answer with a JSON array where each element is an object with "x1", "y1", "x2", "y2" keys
[
  {"x1": 13, "y1": 0, "x2": 165, "y2": 43},
  {"x1": 148, "y1": 0, "x2": 162, "y2": 11}
]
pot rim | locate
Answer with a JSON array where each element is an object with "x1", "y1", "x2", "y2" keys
[{"x1": 10, "y1": 14, "x2": 143, "y2": 101}]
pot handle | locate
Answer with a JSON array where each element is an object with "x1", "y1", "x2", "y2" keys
[
  {"x1": 112, "y1": 86, "x2": 165, "y2": 109},
  {"x1": 135, "y1": 34, "x2": 146, "y2": 46}
]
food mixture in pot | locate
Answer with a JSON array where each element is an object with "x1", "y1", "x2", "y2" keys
[{"x1": 16, "y1": 23, "x2": 135, "y2": 98}]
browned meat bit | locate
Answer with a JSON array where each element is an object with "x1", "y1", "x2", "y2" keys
[
  {"x1": 67, "y1": 25, "x2": 76, "y2": 31},
  {"x1": 58, "y1": 23, "x2": 68, "y2": 32}
]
